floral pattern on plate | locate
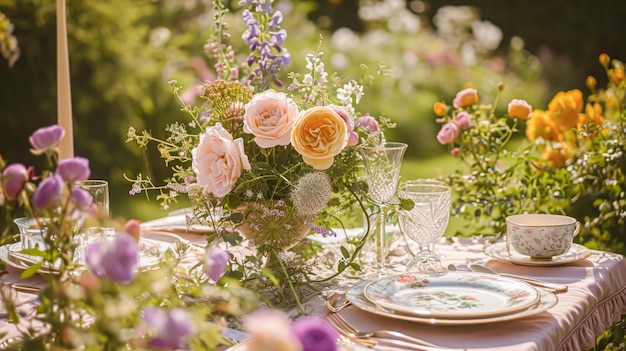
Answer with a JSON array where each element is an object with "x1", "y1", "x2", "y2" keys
[
  {"x1": 346, "y1": 279, "x2": 558, "y2": 326},
  {"x1": 484, "y1": 242, "x2": 592, "y2": 266},
  {"x1": 364, "y1": 271, "x2": 540, "y2": 319}
]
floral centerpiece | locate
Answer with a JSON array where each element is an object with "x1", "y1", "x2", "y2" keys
[
  {"x1": 0, "y1": 124, "x2": 341, "y2": 350},
  {"x1": 433, "y1": 53, "x2": 625, "y2": 252},
  {"x1": 126, "y1": 0, "x2": 393, "y2": 295}
]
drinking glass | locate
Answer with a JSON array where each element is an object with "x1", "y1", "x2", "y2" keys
[
  {"x1": 360, "y1": 142, "x2": 407, "y2": 273},
  {"x1": 398, "y1": 181, "x2": 450, "y2": 273},
  {"x1": 79, "y1": 179, "x2": 110, "y2": 217}
]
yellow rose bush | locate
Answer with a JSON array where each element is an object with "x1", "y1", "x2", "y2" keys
[
  {"x1": 434, "y1": 54, "x2": 626, "y2": 252},
  {"x1": 126, "y1": 0, "x2": 395, "y2": 305}
]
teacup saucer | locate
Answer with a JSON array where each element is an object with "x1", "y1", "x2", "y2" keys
[{"x1": 484, "y1": 242, "x2": 592, "y2": 266}]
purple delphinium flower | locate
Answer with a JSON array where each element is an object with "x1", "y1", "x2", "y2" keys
[
  {"x1": 56, "y1": 157, "x2": 90, "y2": 182},
  {"x1": 85, "y1": 233, "x2": 138, "y2": 283},
  {"x1": 143, "y1": 307, "x2": 196, "y2": 350},
  {"x1": 205, "y1": 247, "x2": 229, "y2": 281},
  {"x1": 29, "y1": 125, "x2": 65, "y2": 151},
  {"x1": 291, "y1": 316, "x2": 338, "y2": 351},
  {"x1": 32, "y1": 174, "x2": 64, "y2": 209},
  {"x1": 70, "y1": 188, "x2": 93, "y2": 209},
  {"x1": 2, "y1": 163, "x2": 28, "y2": 200}
]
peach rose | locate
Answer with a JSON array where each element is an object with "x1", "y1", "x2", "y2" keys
[
  {"x1": 192, "y1": 123, "x2": 251, "y2": 198},
  {"x1": 507, "y1": 99, "x2": 532, "y2": 120},
  {"x1": 243, "y1": 90, "x2": 298, "y2": 148},
  {"x1": 548, "y1": 89, "x2": 583, "y2": 133},
  {"x1": 453, "y1": 88, "x2": 478, "y2": 109},
  {"x1": 291, "y1": 106, "x2": 348, "y2": 170}
]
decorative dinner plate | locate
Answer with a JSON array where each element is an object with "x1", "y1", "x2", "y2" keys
[
  {"x1": 364, "y1": 271, "x2": 540, "y2": 319},
  {"x1": 347, "y1": 279, "x2": 557, "y2": 326},
  {"x1": 484, "y1": 242, "x2": 592, "y2": 266},
  {"x1": 1, "y1": 238, "x2": 168, "y2": 274}
]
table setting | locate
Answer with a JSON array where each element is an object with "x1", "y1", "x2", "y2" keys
[{"x1": 2, "y1": 0, "x2": 626, "y2": 350}]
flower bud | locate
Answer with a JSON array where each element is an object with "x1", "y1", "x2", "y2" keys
[
  {"x1": 356, "y1": 115, "x2": 380, "y2": 133},
  {"x1": 124, "y1": 219, "x2": 142, "y2": 243},
  {"x1": 586, "y1": 75, "x2": 597, "y2": 90},
  {"x1": 205, "y1": 247, "x2": 229, "y2": 281},
  {"x1": 451, "y1": 148, "x2": 460, "y2": 157},
  {"x1": 436, "y1": 122, "x2": 460, "y2": 145},
  {"x1": 2, "y1": 163, "x2": 28, "y2": 200},
  {"x1": 599, "y1": 53, "x2": 610, "y2": 66},
  {"x1": 33, "y1": 174, "x2": 64, "y2": 209},
  {"x1": 29, "y1": 125, "x2": 65, "y2": 152},
  {"x1": 57, "y1": 157, "x2": 90, "y2": 182},
  {"x1": 433, "y1": 102, "x2": 447, "y2": 116},
  {"x1": 455, "y1": 111, "x2": 471, "y2": 129}
]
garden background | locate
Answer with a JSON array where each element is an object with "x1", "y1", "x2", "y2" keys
[{"x1": 1, "y1": 0, "x2": 626, "y2": 236}]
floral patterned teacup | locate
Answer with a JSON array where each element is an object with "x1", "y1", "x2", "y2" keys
[{"x1": 506, "y1": 214, "x2": 580, "y2": 259}]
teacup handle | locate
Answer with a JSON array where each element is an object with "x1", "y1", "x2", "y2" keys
[{"x1": 573, "y1": 221, "x2": 581, "y2": 236}]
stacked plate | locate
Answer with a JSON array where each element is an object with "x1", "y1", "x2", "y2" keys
[
  {"x1": 345, "y1": 271, "x2": 558, "y2": 326},
  {"x1": 0, "y1": 237, "x2": 169, "y2": 275}
]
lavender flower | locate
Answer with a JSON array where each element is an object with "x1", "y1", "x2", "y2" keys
[
  {"x1": 291, "y1": 316, "x2": 339, "y2": 351},
  {"x1": 70, "y1": 188, "x2": 93, "y2": 209},
  {"x1": 57, "y1": 157, "x2": 90, "y2": 182},
  {"x1": 29, "y1": 125, "x2": 65, "y2": 152},
  {"x1": 2, "y1": 163, "x2": 28, "y2": 200},
  {"x1": 33, "y1": 174, "x2": 64, "y2": 209},
  {"x1": 205, "y1": 247, "x2": 229, "y2": 281},
  {"x1": 143, "y1": 307, "x2": 196, "y2": 350},
  {"x1": 85, "y1": 233, "x2": 138, "y2": 283}
]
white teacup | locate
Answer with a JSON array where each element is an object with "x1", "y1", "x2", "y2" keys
[{"x1": 506, "y1": 214, "x2": 580, "y2": 259}]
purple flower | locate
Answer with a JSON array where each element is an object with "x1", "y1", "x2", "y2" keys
[
  {"x1": 33, "y1": 174, "x2": 64, "y2": 209},
  {"x1": 71, "y1": 188, "x2": 93, "y2": 209},
  {"x1": 85, "y1": 233, "x2": 138, "y2": 283},
  {"x1": 356, "y1": 115, "x2": 380, "y2": 133},
  {"x1": 205, "y1": 247, "x2": 229, "y2": 281},
  {"x1": 2, "y1": 163, "x2": 28, "y2": 200},
  {"x1": 291, "y1": 316, "x2": 338, "y2": 351},
  {"x1": 29, "y1": 125, "x2": 65, "y2": 151},
  {"x1": 143, "y1": 307, "x2": 196, "y2": 350},
  {"x1": 57, "y1": 157, "x2": 90, "y2": 182}
]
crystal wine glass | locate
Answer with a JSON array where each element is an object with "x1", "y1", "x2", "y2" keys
[
  {"x1": 360, "y1": 142, "x2": 407, "y2": 273},
  {"x1": 398, "y1": 181, "x2": 450, "y2": 273}
]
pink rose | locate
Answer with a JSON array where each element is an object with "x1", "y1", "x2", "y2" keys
[
  {"x1": 330, "y1": 105, "x2": 358, "y2": 147},
  {"x1": 356, "y1": 115, "x2": 380, "y2": 133},
  {"x1": 508, "y1": 99, "x2": 532, "y2": 120},
  {"x1": 243, "y1": 90, "x2": 298, "y2": 148},
  {"x1": 453, "y1": 88, "x2": 478, "y2": 109},
  {"x1": 244, "y1": 310, "x2": 301, "y2": 351},
  {"x1": 455, "y1": 111, "x2": 471, "y2": 129},
  {"x1": 192, "y1": 123, "x2": 251, "y2": 198},
  {"x1": 291, "y1": 106, "x2": 348, "y2": 170},
  {"x1": 436, "y1": 122, "x2": 460, "y2": 145},
  {"x1": 2, "y1": 163, "x2": 28, "y2": 200}
]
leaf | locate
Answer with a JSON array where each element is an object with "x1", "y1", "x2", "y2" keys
[
  {"x1": 338, "y1": 261, "x2": 346, "y2": 271},
  {"x1": 19, "y1": 248, "x2": 46, "y2": 257},
  {"x1": 260, "y1": 268, "x2": 280, "y2": 286},
  {"x1": 340, "y1": 246, "x2": 350, "y2": 258},
  {"x1": 350, "y1": 262, "x2": 361, "y2": 271},
  {"x1": 222, "y1": 233, "x2": 242, "y2": 246},
  {"x1": 399, "y1": 198, "x2": 414, "y2": 211},
  {"x1": 21, "y1": 262, "x2": 43, "y2": 279}
]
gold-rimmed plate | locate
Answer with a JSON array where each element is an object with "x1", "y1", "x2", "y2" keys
[
  {"x1": 364, "y1": 271, "x2": 540, "y2": 319},
  {"x1": 346, "y1": 279, "x2": 557, "y2": 326},
  {"x1": 484, "y1": 242, "x2": 592, "y2": 266}
]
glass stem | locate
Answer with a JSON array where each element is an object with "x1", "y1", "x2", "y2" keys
[{"x1": 376, "y1": 204, "x2": 388, "y2": 268}]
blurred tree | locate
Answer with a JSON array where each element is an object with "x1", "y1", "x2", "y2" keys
[{"x1": 0, "y1": 0, "x2": 212, "y2": 222}]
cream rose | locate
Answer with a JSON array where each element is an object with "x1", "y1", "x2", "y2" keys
[
  {"x1": 243, "y1": 90, "x2": 298, "y2": 148},
  {"x1": 291, "y1": 106, "x2": 348, "y2": 170},
  {"x1": 192, "y1": 123, "x2": 251, "y2": 198}
]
